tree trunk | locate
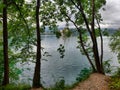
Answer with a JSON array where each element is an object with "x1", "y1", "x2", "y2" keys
[
  {"x1": 32, "y1": 0, "x2": 42, "y2": 88},
  {"x1": 91, "y1": 0, "x2": 104, "y2": 74},
  {"x1": 96, "y1": 16, "x2": 105, "y2": 74},
  {"x1": 76, "y1": 0, "x2": 104, "y2": 74},
  {"x1": 2, "y1": 0, "x2": 9, "y2": 85},
  {"x1": 78, "y1": 31, "x2": 96, "y2": 72}
]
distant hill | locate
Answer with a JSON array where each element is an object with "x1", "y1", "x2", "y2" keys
[
  {"x1": 42, "y1": 27, "x2": 119, "y2": 35},
  {"x1": 102, "y1": 28, "x2": 118, "y2": 35}
]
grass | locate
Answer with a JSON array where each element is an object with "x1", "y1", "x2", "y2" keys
[
  {"x1": 0, "y1": 68, "x2": 92, "y2": 90},
  {"x1": 109, "y1": 68, "x2": 120, "y2": 90},
  {"x1": 110, "y1": 76, "x2": 120, "y2": 90},
  {"x1": 0, "y1": 84, "x2": 31, "y2": 90}
]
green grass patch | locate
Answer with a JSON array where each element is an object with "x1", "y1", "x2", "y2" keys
[
  {"x1": 110, "y1": 76, "x2": 120, "y2": 90},
  {"x1": 109, "y1": 67, "x2": 120, "y2": 90},
  {"x1": 0, "y1": 84, "x2": 31, "y2": 90}
]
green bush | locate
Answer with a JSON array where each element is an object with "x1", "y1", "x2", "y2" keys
[
  {"x1": 76, "y1": 68, "x2": 92, "y2": 82},
  {"x1": 110, "y1": 68, "x2": 120, "y2": 90},
  {"x1": 110, "y1": 77, "x2": 120, "y2": 90},
  {"x1": 46, "y1": 79, "x2": 65, "y2": 90},
  {"x1": 103, "y1": 60, "x2": 112, "y2": 74}
]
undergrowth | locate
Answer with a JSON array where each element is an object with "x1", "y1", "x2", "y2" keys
[
  {"x1": 110, "y1": 68, "x2": 120, "y2": 90},
  {"x1": 45, "y1": 68, "x2": 92, "y2": 90},
  {"x1": 0, "y1": 68, "x2": 92, "y2": 90},
  {"x1": 76, "y1": 68, "x2": 92, "y2": 82},
  {"x1": 0, "y1": 84, "x2": 31, "y2": 90}
]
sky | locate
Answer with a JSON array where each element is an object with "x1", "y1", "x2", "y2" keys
[
  {"x1": 25, "y1": 0, "x2": 120, "y2": 29},
  {"x1": 58, "y1": 0, "x2": 120, "y2": 29},
  {"x1": 101, "y1": 0, "x2": 120, "y2": 29}
]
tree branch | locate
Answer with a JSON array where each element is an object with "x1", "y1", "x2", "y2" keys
[
  {"x1": 70, "y1": 0, "x2": 92, "y2": 34},
  {"x1": 11, "y1": 1, "x2": 31, "y2": 53},
  {"x1": 12, "y1": 2, "x2": 30, "y2": 32},
  {"x1": 95, "y1": 16, "x2": 104, "y2": 72},
  {"x1": 65, "y1": 14, "x2": 96, "y2": 71}
]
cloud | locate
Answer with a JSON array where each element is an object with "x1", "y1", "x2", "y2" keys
[
  {"x1": 101, "y1": 0, "x2": 120, "y2": 28},
  {"x1": 58, "y1": 0, "x2": 120, "y2": 29}
]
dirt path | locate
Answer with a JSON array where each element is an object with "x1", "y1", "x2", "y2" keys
[
  {"x1": 31, "y1": 73, "x2": 110, "y2": 90},
  {"x1": 72, "y1": 73, "x2": 110, "y2": 90},
  {"x1": 31, "y1": 87, "x2": 43, "y2": 90}
]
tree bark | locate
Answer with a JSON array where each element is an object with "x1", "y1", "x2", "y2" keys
[
  {"x1": 71, "y1": 0, "x2": 104, "y2": 74},
  {"x1": 96, "y1": 16, "x2": 104, "y2": 74},
  {"x1": 64, "y1": 13, "x2": 96, "y2": 71},
  {"x1": 2, "y1": 0, "x2": 9, "y2": 85},
  {"x1": 32, "y1": 0, "x2": 42, "y2": 88},
  {"x1": 91, "y1": 0, "x2": 104, "y2": 74}
]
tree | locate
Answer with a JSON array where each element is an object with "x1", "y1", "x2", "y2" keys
[
  {"x1": 52, "y1": 0, "x2": 106, "y2": 74},
  {"x1": 32, "y1": 0, "x2": 42, "y2": 88},
  {"x1": 1, "y1": 0, "x2": 44, "y2": 86},
  {"x1": 110, "y1": 29, "x2": 120, "y2": 63},
  {"x1": 6, "y1": 0, "x2": 44, "y2": 87},
  {"x1": 2, "y1": 0, "x2": 9, "y2": 85},
  {"x1": 8, "y1": 0, "x2": 36, "y2": 63},
  {"x1": 7, "y1": 0, "x2": 42, "y2": 87}
]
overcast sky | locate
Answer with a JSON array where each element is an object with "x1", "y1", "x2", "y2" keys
[
  {"x1": 58, "y1": 0, "x2": 120, "y2": 29},
  {"x1": 100, "y1": 0, "x2": 120, "y2": 28}
]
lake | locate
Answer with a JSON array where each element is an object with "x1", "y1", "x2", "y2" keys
[{"x1": 19, "y1": 35, "x2": 119, "y2": 87}]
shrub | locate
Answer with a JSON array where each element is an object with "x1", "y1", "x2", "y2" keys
[
  {"x1": 110, "y1": 68, "x2": 120, "y2": 90},
  {"x1": 45, "y1": 79, "x2": 65, "y2": 90},
  {"x1": 76, "y1": 68, "x2": 92, "y2": 82}
]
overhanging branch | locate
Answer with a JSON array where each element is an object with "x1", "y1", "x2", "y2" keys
[{"x1": 65, "y1": 13, "x2": 96, "y2": 71}]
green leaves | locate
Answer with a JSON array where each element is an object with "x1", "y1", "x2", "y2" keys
[
  {"x1": 0, "y1": 1, "x2": 4, "y2": 13},
  {"x1": 55, "y1": 31, "x2": 61, "y2": 38},
  {"x1": 76, "y1": 68, "x2": 92, "y2": 82},
  {"x1": 75, "y1": 12, "x2": 84, "y2": 25},
  {"x1": 110, "y1": 29, "x2": 120, "y2": 62},
  {"x1": 62, "y1": 28, "x2": 72, "y2": 37},
  {"x1": 57, "y1": 44, "x2": 65, "y2": 58}
]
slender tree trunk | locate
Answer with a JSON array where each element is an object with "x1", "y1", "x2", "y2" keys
[
  {"x1": 2, "y1": 0, "x2": 9, "y2": 85},
  {"x1": 64, "y1": 13, "x2": 96, "y2": 71},
  {"x1": 78, "y1": 31, "x2": 96, "y2": 72},
  {"x1": 73, "y1": 0, "x2": 104, "y2": 74},
  {"x1": 96, "y1": 17, "x2": 104, "y2": 74},
  {"x1": 91, "y1": 0, "x2": 104, "y2": 74},
  {"x1": 32, "y1": 0, "x2": 42, "y2": 88}
]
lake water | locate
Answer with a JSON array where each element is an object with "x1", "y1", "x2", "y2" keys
[{"x1": 19, "y1": 35, "x2": 119, "y2": 87}]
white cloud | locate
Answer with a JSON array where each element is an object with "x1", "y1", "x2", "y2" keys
[
  {"x1": 58, "y1": 0, "x2": 120, "y2": 29},
  {"x1": 101, "y1": 0, "x2": 120, "y2": 28}
]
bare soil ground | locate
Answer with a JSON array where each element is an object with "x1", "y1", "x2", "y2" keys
[
  {"x1": 31, "y1": 87, "x2": 43, "y2": 90},
  {"x1": 72, "y1": 73, "x2": 111, "y2": 90}
]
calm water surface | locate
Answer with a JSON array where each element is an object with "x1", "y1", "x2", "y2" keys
[{"x1": 19, "y1": 35, "x2": 118, "y2": 87}]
